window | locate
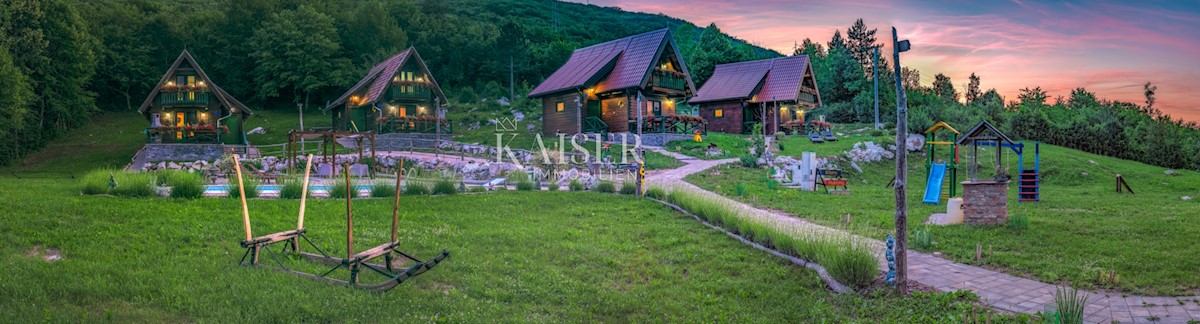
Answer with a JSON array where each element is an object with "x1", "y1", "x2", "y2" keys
[
  {"x1": 651, "y1": 101, "x2": 662, "y2": 116},
  {"x1": 556, "y1": 102, "x2": 565, "y2": 112},
  {"x1": 714, "y1": 109, "x2": 723, "y2": 118}
]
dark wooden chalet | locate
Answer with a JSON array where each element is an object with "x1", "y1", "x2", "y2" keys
[
  {"x1": 139, "y1": 50, "x2": 252, "y2": 144},
  {"x1": 690, "y1": 56, "x2": 820, "y2": 134},
  {"x1": 528, "y1": 29, "x2": 698, "y2": 137},
  {"x1": 324, "y1": 47, "x2": 448, "y2": 134}
]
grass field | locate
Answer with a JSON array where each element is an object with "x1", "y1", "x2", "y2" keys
[
  {"x1": 665, "y1": 124, "x2": 887, "y2": 160},
  {"x1": 0, "y1": 179, "x2": 1002, "y2": 322},
  {"x1": 686, "y1": 141, "x2": 1200, "y2": 296}
]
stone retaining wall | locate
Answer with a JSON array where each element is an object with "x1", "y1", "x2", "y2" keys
[
  {"x1": 376, "y1": 133, "x2": 447, "y2": 150},
  {"x1": 144, "y1": 144, "x2": 236, "y2": 162}
]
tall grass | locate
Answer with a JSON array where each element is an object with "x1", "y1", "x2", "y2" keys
[
  {"x1": 644, "y1": 187, "x2": 666, "y2": 200},
  {"x1": 569, "y1": 179, "x2": 584, "y2": 191},
  {"x1": 404, "y1": 182, "x2": 431, "y2": 195},
  {"x1": 432, "y1": 178, "x2": 458, "y2": 195},
  {"x1": 328, "y1": 181, "x2": 360, "y2": 199},
  {"x1": 278, "y1": 179, "x2": 308, "y2": 199},
  {"x1": 662, "y1": 190, "x2": 879, "y2": 288},
  {"x1": 619, "y1": 181, "x2": 637, "y2": 195},
  {"x1": 371, "y1": 180, "x2": 397, "y2": 198},
  {"x1": 228, "y1": 177, "x2": 260, "y2": 199},
  {"x1": 162, "y1": 171, "x2": 204, "y2": 199},
  {"x1": 595, "y1": 181, "x2": 616, "y2": 193},
  {"x1": 79, "y1": 169, "x2": 156, "y2": 197},
  {"x1": 1009, "y1": 213, "x2": 1030, "y2": 232},
  {"x1": 1050, "y1": 286, "x2": 1088, "y2": 324},
  {"x1": 914, "y1": 227, "x2": 933, "y2": 250}
]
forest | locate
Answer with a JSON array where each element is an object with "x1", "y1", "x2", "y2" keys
[{"x1": 1, "y1": 0, "x2": 1198, "y2": 170}]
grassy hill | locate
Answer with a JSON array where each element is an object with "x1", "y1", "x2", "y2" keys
[{"x1": 683, "y1": 130, "x2": 1200, "y2": 295}]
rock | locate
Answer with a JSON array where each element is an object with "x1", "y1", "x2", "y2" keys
[
  {"x1": 512, "y1": 110, "x2": 525, "y2": 122},
  {"x1": 1165, "y1": 169, "x2": 1178, "y2": 176},
  {"x1": 1081, "y1": 172, "x2": 1089, "y2": 176},
  {"x1": 906, "y1": 134, "x2": 925, "y2": 151},
  {"x1": 844, "y1": 141, "x2": 893, "y2": 163},
  {"x1": 1183, "y1": 196, "x2": 1193, "y2": 201},
  {"x1": 247, "y1": 127, "x2": 266, "y2": 135}
]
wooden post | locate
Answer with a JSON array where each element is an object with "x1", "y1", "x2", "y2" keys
[
  {"x1": 345, "y1": 163, "x2": 353, "y2": 260},
  {"x1": 391, "y1": 159, "x2": 403, "y2": 243},
  {"x1": 891, "y1": 27, "x2": 910, "y2": 295},
  {"x1": 233, "y1": 154, "x2": 252, "y2": 241},
  {"x1": 297, "y1": 154, "x2": 314, "y2": 229}
]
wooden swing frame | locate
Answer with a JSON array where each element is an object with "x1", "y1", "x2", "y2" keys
[{"x1": 235, "y1": 155, "x2": 449, "y2": 292}]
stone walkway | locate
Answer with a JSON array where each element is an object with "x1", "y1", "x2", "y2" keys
[{"x1": 646, "y1": 148, "x2": 1200, "y2": 324}]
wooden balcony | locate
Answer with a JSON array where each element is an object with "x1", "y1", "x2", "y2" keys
[
  {"x1": 650, "y1": 69, "x2": 686, "y2": 92},
  {"x1": 146, "y1": 126, "x2": 228, "y2": 144},
  {"x1": 159, "y1": 91, "x2": 210, "y2": 106},
  {"x1": 378, "y1": 117, "x2": 452, "y2": 134},
  {"x1": 631, "y1": 115, "x2": 706, "y2": 135}
]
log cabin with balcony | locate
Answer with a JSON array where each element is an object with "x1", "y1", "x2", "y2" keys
[
  {"x1": 691, "y1": 55, "x2": 821, "y2": 135},
  {"x1": 139, "y1": 50, "x2": 252, "y2": 144},
  {"x1": 528, "y1": 28, "x2": 699, "y2": 138},
  {"x1": 324, "y1": 47, "x2": 448, "y2": 134}
]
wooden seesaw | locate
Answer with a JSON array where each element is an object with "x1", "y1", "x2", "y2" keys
[{"x1": 234, "y1": 154, "x2": 449, "y2": 291}]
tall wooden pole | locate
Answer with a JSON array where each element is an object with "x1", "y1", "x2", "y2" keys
[
  {"x1": 234, "y1": 154, "x2": 252, "y2": 241},
  {"x1": 345, "y1": 163, "x2": 354, "y2": 260},
  {"x1": 391, "y1": 159, "x2": 403, "y2": 243},
  {"x1": 891, "y1": 27, "x2": 910, "y2": 295},
  {"x1": 297, "y1": 154, "x2": 314, "y2": 230},
  {"x1": 873, "y1": 46, "x2": 880, "y2": 130}
]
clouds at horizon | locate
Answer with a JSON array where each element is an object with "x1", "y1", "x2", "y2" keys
[{"x1": 569, "y1": 0, "x2": 1200, "y2": 122}]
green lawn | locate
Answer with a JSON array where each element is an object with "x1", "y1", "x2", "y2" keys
[
  {"x1": 242, "y1": 108, "x2": 334, "y2": 146},
  {"x1": 0, "y1": 179, "x2": 1000, "y2": 322},
  {"x1": 666, "y1": 124, "x2": 887, "y2": 160},
  {"x1": 686, "y1": 142, "x2": 1200, "y2": 295},
  {"x1": 1, "y1": 111, "x2": 146, "y2": 174}
]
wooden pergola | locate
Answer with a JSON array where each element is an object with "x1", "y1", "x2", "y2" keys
[{"x1": 286, "y1": 130, "x2": 377, "y2": 175}]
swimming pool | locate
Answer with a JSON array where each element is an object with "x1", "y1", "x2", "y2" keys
[{"x1": 204, "y1": 184, "x2": 376, "y2": 194}]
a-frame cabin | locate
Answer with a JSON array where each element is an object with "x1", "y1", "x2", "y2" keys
[
  {"x1": 691, "y1": 56, "x2": 821, "y2": 135},
  {"x1": 324, "y1": 47, "x2": 448, "y2": 134},
  {"x1": 139, "y1": 50, "x2": 252, "y2": 144},
  {"x1": 528, "y1": 28, "x2": 699, "y2": 137}
]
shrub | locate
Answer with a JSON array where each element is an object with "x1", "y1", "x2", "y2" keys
[
  {"x1": 644, "y1": 187, "x2": 666, "y2": 200},
  {"x1": 328, "y1": 181, "x2": 359, "y2": 199},
  {"x1": 371, "y1": 181, "x2": 397, "y2": 198},
  {"x1": 228, "y1": 177, "x2": 260, "y2": 199},
  {"x1": 619, "y1": 181, "x2": 637, "y2": 195},
  {"x1": 778, "y1": 143, "x2": 785, "y2": 151},
  {"x1": 820, "y1": 240, "x2": 879, "y2": 289},
  {"x1": 109, "y1": 172, "x2": 157, "y2": 197},
  {"x1": 165, "y1": 171, "x2": 204, "y2": 199},
  {"x1": 547, "y1": 182, "x2": 560, "y2": 191},
  {"x1": 79, "y1": 169, "x2": 116, "y2": 195},
  {"x1": 1051, "y1": 286, "x2": 1088, "y2": 324},
  {"x1": 595, "y1": 181, "x2": 616, "y2": 193},
  {"x1": 404, "y1": 182, "x2": 431, "y2": 195},
  {"x1": 279, "y1": 179, "x2": 307, "y2": 199},
  {"x1": 914, "y1": 227, "x2": 933, "y2": 250},
  {"x1": 432, "y1": 179, "x2": 457, "y2": 195},
  {"x1": 468, "y1": 185, "x2": 487, "y2": 193},
  {"x1": 568, "y1": 179, "x2": 584, "y2": 191},
  {"x1": 515, "y1": 181, "x2": 535, "y2": 191},
  {"x1": 739, "y1": 155, "x2": 758, "y2": 168},
  {"x1": 1009, "y1": 213, "x2": 1030, "y2": 232}
]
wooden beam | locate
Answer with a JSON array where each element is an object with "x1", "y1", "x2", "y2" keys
[
  {"x1": 297, "y1": 154, "x2": 313, "y2": 230},
  {"x1": 233, "y1": 154, "x2": 252, "y2": 241}
]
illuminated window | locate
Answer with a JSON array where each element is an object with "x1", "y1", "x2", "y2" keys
[
  {"x1": 556, "y1": 102, "x2": 565, "y2": 112},
  {"x1": 714, "y1": 109, "x2": 723, "y2": 118}
]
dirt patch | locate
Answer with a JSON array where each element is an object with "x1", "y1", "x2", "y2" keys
[{"x1": 26, "y1": 246, "x2": 63, "y2": 262}]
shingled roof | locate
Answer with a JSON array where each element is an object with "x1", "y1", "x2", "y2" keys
[
  {"x1": 691, "y1": 55, "x2": 817, "y2": 105},
  {"x1": 138, "y1": 50, "x2": 251, "y2": 117},
  {"x1": 528, "y1": 28, "x2": 695, "y2": 98},
  {"x1": 325, "y1": 47, "x2": 447, "y2": 111}
]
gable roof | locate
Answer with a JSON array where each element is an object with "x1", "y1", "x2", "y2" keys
[
  {"x1": 691, "y1": 56, "x2": 817, "y2": 105},
  {"x1": 138, "y1": 50, "x2": 252, "y2": 116},
  {"x1": 324, "y1": 47, "x2": 448, "y2": 111},
  {"x1": 528, "y1": 28, "x2": 696, "y2": 98},
  {"x1": 924, "y1": 121, "x2": 961, "y2": 135},
  {"x1": 956, "y1": 120, "x2": 1014, "y2": 145}
]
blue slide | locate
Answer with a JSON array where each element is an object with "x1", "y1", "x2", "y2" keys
[{"x1": 922, "y1": 163, "x2": 947, "y2": 204}]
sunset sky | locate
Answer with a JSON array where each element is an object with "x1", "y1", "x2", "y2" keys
[{"x1": 568, "y1": 0, "x2": 1200, "y2": 123}]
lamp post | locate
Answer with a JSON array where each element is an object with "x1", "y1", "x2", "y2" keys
[{"x1": 891, "y1": 27, "x2": 912, "y2": 295}]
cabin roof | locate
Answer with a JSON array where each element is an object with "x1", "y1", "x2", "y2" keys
[
  {"x1": 325, "y1": 47, "x2": 447, "y2": 111},
  {"x1": 691, "y1": 55, "x2": 816, "y2": 105},
  {"x1": 528, "y1": 28, "x2": 695, "y2": 98},
  {"x1": 138, "y1": 50, "x2": 252, "y2": 116}
]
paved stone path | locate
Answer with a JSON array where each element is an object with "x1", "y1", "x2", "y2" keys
[{"x1": 646, "y1": 148, "x2": 1200, "y2": 324}]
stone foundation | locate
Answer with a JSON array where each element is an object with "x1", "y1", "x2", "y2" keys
[
  {"x1": 961, "y1": 180, "x2": 1009, "y2": 225},
  {"x1": 144, "y1": 144, "x2": 237, "y2": 162},
  {"x1": 376, "y1": 133, "x2": 446, "y2": 150}
]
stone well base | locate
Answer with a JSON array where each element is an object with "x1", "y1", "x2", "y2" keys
[{"x1": 961, "y1": 180, "x2": 1009, "y2": 225}]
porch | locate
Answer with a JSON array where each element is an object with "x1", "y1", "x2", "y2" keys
[{"x1": 378, "y1": 116, "x2": 452, "y2": 134}]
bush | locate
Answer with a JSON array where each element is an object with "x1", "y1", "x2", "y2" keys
[
  {"x1": 468, "y1": 185, "x2": 487, "y2": 193},
  {"x1": 1051, "y1": 286, "x2": 1089, "y2": 324},
  {"x1": 79, "y1": 169, "x2": 116, "y2": 195},
  {"x1": 739, "y1": 155, "x2": 758, "y2": 168},
  {"x1": 568, "y1": 179, "x2": 584, "y2": 191},
  {"x1": 870, "y1": 129, "x2": 886, "y2": 137},
  {"x1": 328, "y1": 181, "x2": 359, "y2": 199},
  {"x1": 596, "y1": 181, "x2": 616, "y2": 193},
  {"x1": 515, "y1": 180, "x2": 535, "y2": 191},
  {"x1": 165, "y1": 171, "x2": 204, "y2": 199},
  {"x1": 80, "y1": 169, "x2": 157, "y2": 197},
  {"x1": 404, "y1": 182, "x2": 431, "y2": 195},
  {"x1": 914, "y1": 227, "x2": 933, "y2": 250},
  {"x1": 432, "y1": 179, "x2": 457, "y2": 195},
  {"x1": 619, "y1": 181, "x2": 637, "y2": 195},
  {"x1": 371, "y1": 181, "x2": 397, "y2": 198},
  {"x1": 547, "y1": 182, "x2": 560, "y2": 191},
  {"x1": 1009, "y1": 213, "x2": 1030, "y2": 232},
  {"x1": 279, "y1": 179, "x2": 307, "y2": 199},
  {"x1": 228, "y1": 177, "x2": 260, "y2": 199},
  {"x1": 820, "y1": 241, "x2": 880, "y2": 289}
]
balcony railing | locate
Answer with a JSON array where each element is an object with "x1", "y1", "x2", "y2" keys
[
  {"x1": 631, "y1": 115, "x2": 707, "y2": 135},
  {"x1": 651, "y1": 69, "x2": 686, "y2": 91},
  {"x1": 145, "y1": 126, "x2": 228, "y2": 143},
  {"x1": 159, "y1": 91, "x2": 210, "y2": 105},
  {"x1": 378, "y1": 117, "x2": 452, "y2": 134}
]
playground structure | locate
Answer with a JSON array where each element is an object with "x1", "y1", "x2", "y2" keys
[
  {"x1": 922, "y1": 122, "x2": 960, "y2": 205},
  {"x1": 234, "y1": 154, "x2": 448, "y2": 291},
  {"x1": 953, "y1": 120, "x2": 1043, "y2": 225}
]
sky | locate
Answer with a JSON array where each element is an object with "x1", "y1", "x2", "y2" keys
[{"x1": 567, "y1": 0, "x2": 1200, "y2": 123}]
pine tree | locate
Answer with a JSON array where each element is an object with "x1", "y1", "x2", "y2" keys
[
  {"x1": 965, "y1": 73, "x2": 981, "y2": 104},
  {"x1": 827, "y1": 30, "x2": 847, "y2": 52},
  {"x1": 845, "y1": 18, "x2": 877, "y2": 75},
  {"x1": 932, "y1": 73, "x2": 956, "y2": 101}
]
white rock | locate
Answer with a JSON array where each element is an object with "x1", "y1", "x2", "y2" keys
[{"x1": 1183, "y1": 196, "x2": 1193, "y2": 201}]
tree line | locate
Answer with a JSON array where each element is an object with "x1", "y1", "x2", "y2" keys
[
  {"x1": 795, "y1": 19, "x2": 1200, "y2": 171},
  {"x1": 0, "y1": 0, "x2": 778, "y2": 166}
]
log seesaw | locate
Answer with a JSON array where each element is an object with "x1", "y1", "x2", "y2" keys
[{"x1": 235, "y1": 155, "x2": 449, "y2": 292}]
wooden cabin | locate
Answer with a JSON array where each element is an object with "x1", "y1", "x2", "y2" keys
[
  {"x1": 690, "y1": 56, "x2": 821, "y2": 135},
  {"x1": 139, "y1": 50, "x2": 252, "y2": 144},
  {"x1": 528, "y1": 29, "x2": 698, "y2": 137},
  {"x1": 324, "y1": 47, "x2": 448, "y2": 134}
]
